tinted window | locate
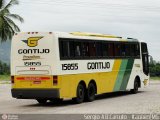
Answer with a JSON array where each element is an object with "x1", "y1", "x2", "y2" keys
[
  {"x1": 59, "y1": 38, "x2": 140, "y2": 60},
  {"x1": 102, "y1": 42, "x2": 108, "y2": 57},
  {"x1": 114, "y1": 43, "x2": 121, "y2": 57},
  {"x1": 96, "y1": 42, "x2": 102, "y2": 57},
  {"x1": 74, "y1": 42, "x2": 82, "y2": 57},
  {"x1": 130, "y1": 43, "x2": 140, "y2": 58},
  {"x1": 121, "y1": 43, "x2": 126, "y2": 57},
  {"x1": 125, "y1": 43, "x2": 131, "y2": 57},
  {"x1": 59, "y1": 40, "x2": 69, "y2": 58},
  {"x1": 108, "y1": 43, "x2": 114, "y2": 57},
  {"x1": 82, "y1": 42, "x2": 89, "y2": 57},
  {"x1": 89, "y1": 42, "x2": 96, "y2": 57}
]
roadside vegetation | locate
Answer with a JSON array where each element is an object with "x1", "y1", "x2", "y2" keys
[
  {"x1": 0, "y1": 75, "x2": 10, "y2": 81},
  {"x1": 0, "y1": 60, "x2": 10, "y2": 81},
  {"x1": 0, "y1": 0, "x2": 23, "y2": 82},
  {"x1": 149, "y1": 61, "x2": 160, "y2": 80},
  {"x1": 150, "y1": 77, "x2": 160, "y2": 80}
]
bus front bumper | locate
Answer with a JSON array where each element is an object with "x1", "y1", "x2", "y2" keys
[{"x1": 11, "y1": 89, "x2": 60, "y2": 99}]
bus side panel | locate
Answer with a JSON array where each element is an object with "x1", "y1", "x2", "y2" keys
[
  {"x1": 98, "y1": 59, "x2": 122, "y2": 93},
  {"x1": 58, "y1": 75, "x2": 71, "y2": 98},
  {"x1": 59, "y1": 59, "x2": 148, "y2": 99},
  {"x1": 59, "y1": 60, "x2": 122, "y2": 98},
  {"x1": 59, "y1": 74, "x2": 97, "y2": 98}
]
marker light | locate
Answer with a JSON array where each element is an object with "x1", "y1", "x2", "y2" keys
[
  {"x1": 30, "y1": 68, "x2": 35, "y2": 70},
  {"x1": 11, "y1": 76, "x2": 14, "y2": 84},
  {"x1": 53, "y1": 75, "x2": 58, "y2": 85}
]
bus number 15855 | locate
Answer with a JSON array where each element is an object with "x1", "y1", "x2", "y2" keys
[{"x1": 62, "y1": 63, "x2": 78, "y2": 70}]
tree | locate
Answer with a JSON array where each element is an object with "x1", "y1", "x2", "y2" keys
[
  {"x1": 150, "y1": 61, "x2": 160, "y2": 77},
  {"x1": 0, "y1": 0, "x2": 24, "y2": 42},
  {"x1": 0, "y1": 60, "x2": 10, "y2": 74}
]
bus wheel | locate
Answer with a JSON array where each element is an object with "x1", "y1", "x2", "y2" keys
[
  {"x1": 36, "y1": 99, "x2": 47, "y2": 104},
  {"x1": 73, "y1": 83, "x2": 85, "y2": 104},
  {"x1": 130, "y1": 79, "x2": 139, "y2": 94},
  {"x1": 86, "y1": 82, "x2": 96, "y2": 102}
]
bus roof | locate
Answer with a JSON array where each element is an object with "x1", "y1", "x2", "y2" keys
[
  {"x1": 14, "y1": 31, "x2": 141, "y2": 42},
  {"x1": 70, "y1": 32, "x2": 122, "y2": 39},
  {"x1": 56, "y1": 32, "x2": 139, "y2": 42}
]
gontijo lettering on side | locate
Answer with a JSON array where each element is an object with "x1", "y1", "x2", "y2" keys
[{"x1": 87, "y1": 62, "x2": 110, "y2": 70}]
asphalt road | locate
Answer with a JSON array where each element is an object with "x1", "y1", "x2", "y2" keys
[{"x1": 0, "y1": 81, "x2": 160, "y2": 114}]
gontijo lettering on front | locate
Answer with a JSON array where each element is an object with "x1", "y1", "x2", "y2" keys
[{"x1": 11, "y1": 32, "x2": 150, "y2": 104}]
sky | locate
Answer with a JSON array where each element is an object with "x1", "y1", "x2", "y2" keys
[{"x1": 6, "y1": 0, "x2": 160, "y2": 61}]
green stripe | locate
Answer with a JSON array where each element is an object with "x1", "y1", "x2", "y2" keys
[
  {"x1": 114, "y1": 59, "x2": 128, "y2": 91},
  {"x1": 120, "y1": 58, "x2": 134, "y2": 90}
]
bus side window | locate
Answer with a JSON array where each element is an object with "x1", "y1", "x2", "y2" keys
[
  {"x1": 69, "y1": 41, "x2": 75, "y2": 58},
  {"x1": 121, "y1": 43, "x2": 126, "y2": 57},
  {"x1": 125, "y1": 43, "x2": 131, "y2": 57},
  {"x1": 102, "y1": 42, "x2": 108, "y2": 57},
  {"x1": 130, "y1": 43, "x2": 135, "y2": 57},
  {"x1": 114, "y1": 42, "x2": 121, "y2": 57},
  {"x1": 59, "y1": 40, "x2": 70, "y2": 58},
  {"x1": 130, "y1": 43, "x2": 140, "y2": 58},
  {"x1": 89, "y1": 42, "x2": 96, "y2": 57},
  {"x1": 74, "y1": 42, "x2": 82, "y2": 57},
  {"x1": 82, "y1": 42, "x2": 89, "y2": 57},
  {"x1": 135, "y1": 43, "x2": 140, "y2": 58},
  {"x1": 108, "y1": 43, "x2": 114, "y2": 57},
  {"x1": 96, "y1": 42, "x2": 102, "y2": 58}
]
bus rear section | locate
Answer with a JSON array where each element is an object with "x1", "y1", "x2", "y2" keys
[{"x1": 11, "y1": 32, "x2": 60, "y2": 102}]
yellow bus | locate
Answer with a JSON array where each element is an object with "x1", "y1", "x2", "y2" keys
[{"x1": 11, "y1": 32, "x2": 149, "y2": 104}]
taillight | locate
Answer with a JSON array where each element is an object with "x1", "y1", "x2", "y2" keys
[
  {"x1": 53, "y1": 76, "x2": 58, "y2": 85},
  {"x1": 30, "y1": 68, "x2": 35, "y2": 70},
  {"x1": 11, "y1": 76, "x2": 14, "y2": 84}
]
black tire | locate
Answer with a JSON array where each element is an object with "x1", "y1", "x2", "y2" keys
[
  {"x1": 72, "y1": 84, "x2": 85, "y2": 104},
  {"x1": 85, "y1": 82, "x2": 96, "y2": 102},
  {"x1": 36, "y1": 99, "x2": 47, "y2": 104},
  {"x1": 130, "y1": 79, "x2": 139, "y2": 94}
]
